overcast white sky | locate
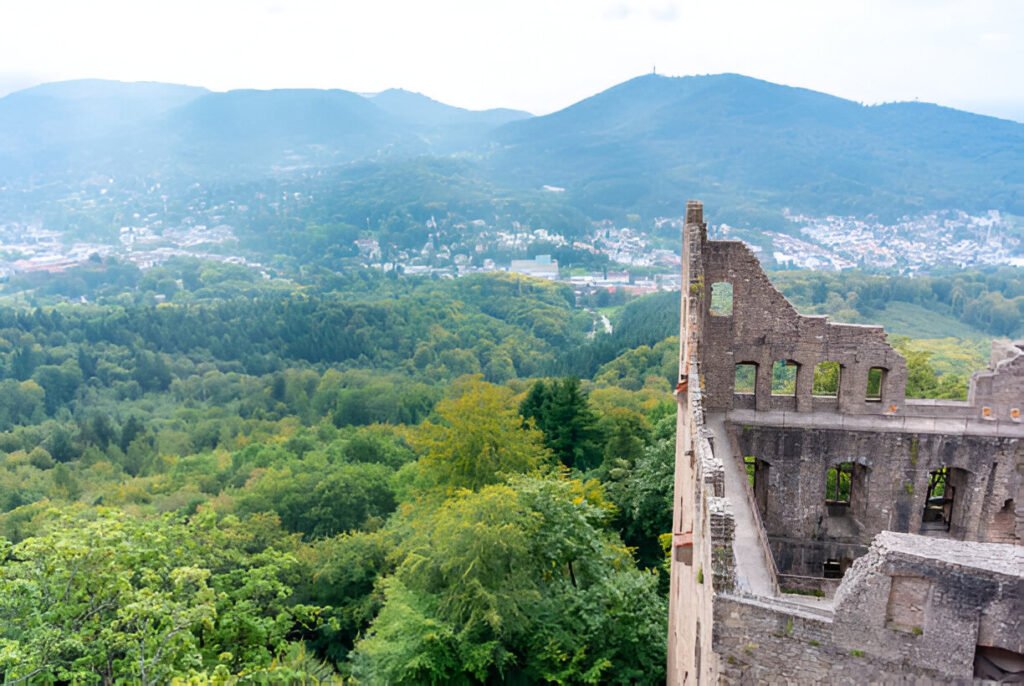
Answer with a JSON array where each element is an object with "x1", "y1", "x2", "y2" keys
[{"x1": 1, "y1": 0, "x2": 1021, "y2": 120}]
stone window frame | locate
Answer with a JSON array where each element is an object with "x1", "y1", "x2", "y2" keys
[
  {"x1": 770, "y1": 359, "x2": 800, "y2": 397},
  {"x1": 709, "y1": 281, "x2": 734, "y2": 317},
  {"x1": 734, "y1": 362, "x2": 758, "y2": 395},
  {"x1": 866, "y1": 366, "x2": 887, "y2": 402},
  {"x1": 812, "y1": 360, "x2": 841, "y2": 398},
  {"x1": 825, "y1": 461, "x2": 854, "y2": 505}
]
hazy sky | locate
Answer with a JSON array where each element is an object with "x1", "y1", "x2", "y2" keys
[{"x1": 1, "y1": 0, "x2": 1022, "y2": 120}]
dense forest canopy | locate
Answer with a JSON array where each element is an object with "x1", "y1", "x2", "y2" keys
[{"x1": 0, "y1": 264, "x2": 685, "y2": 683}]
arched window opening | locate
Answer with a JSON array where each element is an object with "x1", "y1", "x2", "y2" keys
[
  {"x1": 771, "y1": 360, "x2": 798, "y2": 396},
  {"x1": 734, "y1": 363, "x2": 757, "y2": 394},
  {"x1": 922, "y1": 467, "x2": 954, "y2": 532},
  {"x1": 813, "y1": 361, "x2": 840, "y2": 397},
  {"x1": 866, "y1": 367, "x2": 886, "y2": 402},
  {"x1": 744, "y1": 455, "x2": 770, "y2": 519},
  {"x1": 710, "y1": 282, "x2": 733, "y2": 316},
  {"x1": 826, "y1": 462, "x2": 853, "y2": 505}
]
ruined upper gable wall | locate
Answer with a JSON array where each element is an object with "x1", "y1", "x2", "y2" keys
[{"x1": 692, "y1": 233, "x2": 907, "y2": 414}]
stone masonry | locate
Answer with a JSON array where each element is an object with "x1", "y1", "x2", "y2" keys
[{"x1": 668, "y1": 201, "x2": 1024, "y2": 684}]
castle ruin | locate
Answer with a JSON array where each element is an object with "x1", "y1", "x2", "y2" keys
[{"x1": 668, "y1": 201, "x2": 1023, "y2": 684}]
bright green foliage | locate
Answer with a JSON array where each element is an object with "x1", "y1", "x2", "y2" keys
[
  {"x1": 709, "y1": 282, "x2": 734, "y2": 316},
  {"x1": 812, "y1": 361, "x2": 840, "y2": 396},
  {"x1": 236, "y1": 461, "x2": 396, "y2": 539},
  {"x1": 352, "y1": 475, "x2": 666, "y2": 684},
  {"x1": 0, "y1": 510, "x2": 212, "y2": 684},
  {"x1": 866, "y1": 367, "x2": 884, "y2": 399},
  {"x1": 413, "y1": 377, "x2": 549, "y2": 491},
  {"x1": 351, "y1": 578, "x2": 467, "y2": 685},
  {"x1": 826, "y1": 464, "x2": 853, "y2": 503},
  {"x1": 773, "y1": 268, "x2": 1023, "y2": 339},
  {"x1": 0, "y1": 508, "x2": 326, "y2": 684},
  {"x1": 734, "y1": 363, "x2": 756, "y2": 393},
  {"x1": 770, "y1": 360, "x2": 797, "y2": 396},
  {"x1": 297, "y1": 528, "x2": 396, "y2": 668},
  {"x1": 889, "y1": 336, "x2": 988, "y2": 378},
  {"x1": 592, "y1": 337, "x2": 678, "y2": 391},
  {"x1": 599, "y1": 408, "x2": 650, "y2": 466},
  {"x1": 562, "y1": 291, "x2": 681, "y2": 380},
  {"x1": 891, "y1": 338, "x2": 974, "y2": 400}
]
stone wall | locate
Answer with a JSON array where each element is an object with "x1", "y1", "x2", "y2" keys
[
  {"x1": 695, "y1": 238, "x2": 907, "y2": 415},
  {"x1": 969, "y1": 340, "x2": 1024, "y2": 421},
  {"x1": 733, "y1": 425, "x2": 1022, "y2": 574},
  {"x1": 668, "y1": 202, "x2": 738, "y2": 685},
  {"x1": 713, "y1": 596, "x2": 921, "y2": 685},
  {"x1": 713, "y1": 533, "x2": 1023, "y2": 684},
  {"x1": 832, "y1": 533, "x2": 1023, "y2": 679}
]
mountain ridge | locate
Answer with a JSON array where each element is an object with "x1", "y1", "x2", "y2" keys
[{"x1": 0, "y1": 73, "x2": 1021, "y2": 225}]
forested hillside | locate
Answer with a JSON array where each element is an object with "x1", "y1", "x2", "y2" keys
[{"x1": 0, "y1": 266, "x2": 680, "y2": 683}]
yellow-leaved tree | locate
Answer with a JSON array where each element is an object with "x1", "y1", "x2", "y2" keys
[{"x1": 411, "y1": 376, "x2": 551, "y2": 492}]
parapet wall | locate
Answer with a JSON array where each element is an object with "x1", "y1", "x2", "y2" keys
[
  {"x1": 969, "y1": 340, "x2": 1024, "y2": 420},
  {"x1": 667, "y1": 355, "x2": 736, "y2": 685}
]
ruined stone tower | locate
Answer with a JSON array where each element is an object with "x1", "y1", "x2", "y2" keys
[{"x1": 668, "y1": 201, "x2": 1023, "y2": 684}]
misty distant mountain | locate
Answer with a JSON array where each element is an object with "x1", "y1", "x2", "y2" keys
[
  {"x1": 364, "y1": 89, "x2": 531, "y2": 154},
  {"x1": 367, "y1": 89, "x2": 530, "y2": 128},
  {"x1": 0, "y1": 74, "x2": 1022, "y2": 226},
  {"x1": 0, "y1": 80, "x2": 533, "y2": 180},
  {"x1": 0, "y1": 79, "x2": 207, "y2": 147},
  {"x1": 489, "y1": 73, "x2": 1024, "y2": 223},
  {"x1": 159, "y1": 88, "x2": 412, "y2": 174},
  {"x1": 0, "y1": 79, "x2": 208, "y2": 178}
]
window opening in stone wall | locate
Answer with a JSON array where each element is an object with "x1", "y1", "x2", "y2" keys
[
  {"x1": 922, "y1": 467, "x2": 954, "y2": 532},
  {"x1": 813, "y1": 361, "x2": 840, "y2": 397},
  {"x1": 822, "y1": 559, "x2": 843, "y2": 579},
  {"x1": 744, "y1": 455, "x2": 756, "y2": 487},
  {"x1": 771, "y1": 360, "x2": 798, "y2": 396},
  {"x1": 866, "y1": 366, "x2": 886, "y2": 402},
  {"x1": 709, "y1": 282, "x2": 733, "y2": 316},
  {"x1": 826, "y1": 462, "x2": 853, "y2": 505},
  {"x1": 734, "y1": 363, "x2": 756, "y2": 394},
  {"x1": 746, "y1": 456, "x2": 770, "y2": 518}
]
